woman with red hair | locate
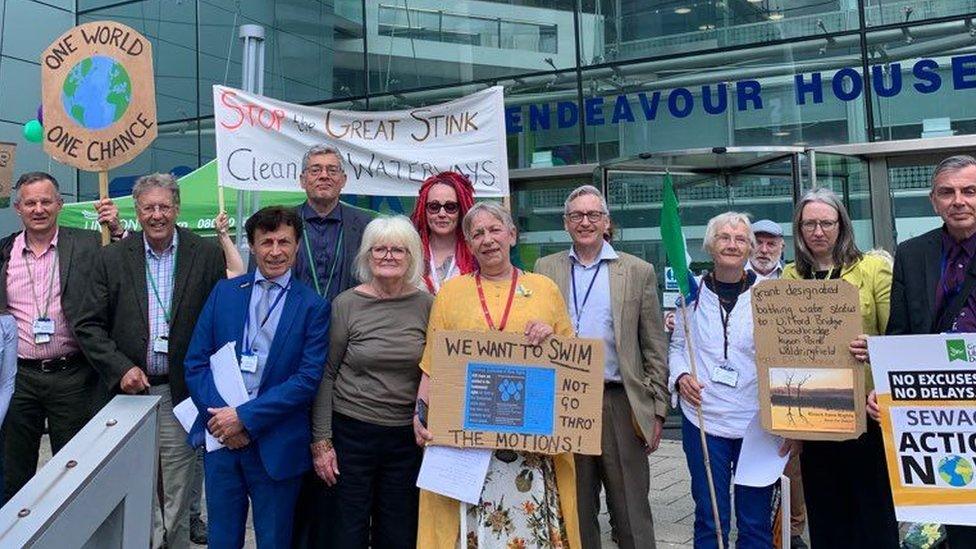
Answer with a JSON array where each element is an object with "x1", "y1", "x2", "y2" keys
[{"x1": 409, "y1": 172, "x2": 477, "y2": 293}]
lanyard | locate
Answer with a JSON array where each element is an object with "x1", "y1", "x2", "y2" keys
[
  {"x1": 243, "y1": 280, "x2": 291, "y2": 352},
  {"x1": 711, "y1": 273, "x2": 748, "y2": 360},
  {"x1": 475, "y1": 269, "x2": 519, "y2": 331},
  {"x1": 24, "y1": 249, "x2": 58, "y2": 319},
  {"x1": 718, "y1": 301, "x2": 732, "y2": 360},
  {"x1": 303, "y1": 225, "x2": 343, "y2": 298},
  {"x1": 571, "y1": 260, "x2": 602, "y2": 334},
  {"x1": 146, "y1": 251, "x2": 177, "y2": 325},
  {"x1": 425, "y1": 247, "x2": 457, "y2": 294}
]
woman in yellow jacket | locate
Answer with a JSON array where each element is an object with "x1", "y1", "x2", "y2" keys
[
  {"x1": 782, "y1": 188, "x2": 898, "y2": 549},
  {"x1": 413, "y1": 202, "x2": 581, "y2": 549}
]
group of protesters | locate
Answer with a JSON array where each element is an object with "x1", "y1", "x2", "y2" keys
[{"x1": 0, "y1": 145, "x2": 973, "y2": 549}]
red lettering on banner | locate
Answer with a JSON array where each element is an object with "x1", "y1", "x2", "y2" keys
[{"x1": 219, "y1": 90, "x2": 285, "y2": 132}]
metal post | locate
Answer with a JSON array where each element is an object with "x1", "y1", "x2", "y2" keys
[{"x1": 235, "y1": 24, "x2": 266, "y2": 263}]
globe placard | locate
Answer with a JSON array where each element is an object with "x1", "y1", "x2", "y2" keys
[{"x1": 41, "y1": 21, "x2": 156, "y2": 172}]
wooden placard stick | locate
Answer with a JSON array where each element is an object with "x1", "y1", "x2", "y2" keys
[
  {"x1": 679, "y1": 297, "x2": 725, "y2": 549},
  {"x1": 98, "y1": 171, "x2": 110, "y2": 246}
]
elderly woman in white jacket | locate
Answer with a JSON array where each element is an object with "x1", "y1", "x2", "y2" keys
[{"x1": 668, "y1": 212, "x2": 776, "y2": 549}]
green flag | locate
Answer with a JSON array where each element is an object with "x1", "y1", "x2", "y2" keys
[{"x1": 661, "y1": 173, "x2": 691, "y2": 299}]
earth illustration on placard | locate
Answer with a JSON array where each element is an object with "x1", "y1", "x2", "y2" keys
[
  {"x1": 60, "y1": 55, "x2": 132, "y2": 130},
  {"x1": 937, "y1": 455, "x2": 974, "y2": 487}
]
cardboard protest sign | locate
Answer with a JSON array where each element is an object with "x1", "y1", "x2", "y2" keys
[
  {"x1": 429, "y1": 330, "x2": 604, "y2": 455},
  {"x1": 0, "y1": 142, "x2": 15, "y2": 204},
  {"x1": 213, "y1": 85, "x2": 508, "y2": 196},
  {"x1": 41, "y1": 21, "x2": 157, "y2": 172},
  {"x1": 868, "y1": 334, "x2": 976, "y2": 526},
  {"x1": 752, "y1": 279, "x2": 866, "y2": 440}
]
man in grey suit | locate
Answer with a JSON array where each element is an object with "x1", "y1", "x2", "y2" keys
[
  {"x1": 74, "y1": 173, "x2": 225, "y2": 549},
  {"x1": 535, "y1": 185, "x2": 669, "y2": 549},
  {"x1": 0, "y1": 171, "x2": 122, "y2": 502}
]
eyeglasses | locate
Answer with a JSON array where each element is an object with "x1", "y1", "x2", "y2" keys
[
  {"x1": 370, "y1": 246, "x2": 409, "y2": 259},
  {"x1": 426, "y1": 201, "x2": 459, "y2": 215},
  {"x1": 305, "y1": 166, "x2": 343, "y2": 177},
  {"x1": 800, "y1": 219, "x2": 839, "y2": 233},
  {"x1": 138, "y1": 203, "x2": 174, "y2": 216},
  {"x1": 716, "y1": 234, "x2": 750, "y2": 246},
  {"x1": 565, "y1": 211, "x2": 606, "y2": 224}
]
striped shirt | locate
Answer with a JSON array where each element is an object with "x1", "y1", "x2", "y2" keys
[
  {"x1": 145, "y1": 231, "x2": 178, "y2": 376},
  {"x1": 7, "y1": 230, "x2": 79, "y2": 360}
]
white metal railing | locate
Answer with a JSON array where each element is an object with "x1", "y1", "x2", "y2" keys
[{"x1": 0, "y1": 396, "x2": 160, "y2": 548}]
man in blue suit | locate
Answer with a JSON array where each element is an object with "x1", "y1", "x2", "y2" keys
[{"x1": 184, "y1": 206, "x2": 329, "y2": 548}]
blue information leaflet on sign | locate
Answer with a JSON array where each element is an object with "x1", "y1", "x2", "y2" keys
[{"x1": 463, "y1": 362, "x2": 555, "y2": 435}]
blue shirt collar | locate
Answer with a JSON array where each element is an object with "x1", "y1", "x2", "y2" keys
[
  {"x1": 569, "y1": 240, "x2": 618, "y2": 266},
  {"x1": 254, "y1": 267, "x2": 292, "y2": 289},
  {"x1": 301, "y1": 201, "x2": 342, "y2": 222},
  {"x1": 144, "y1": 229, "x2": 179, "y2": 259}
]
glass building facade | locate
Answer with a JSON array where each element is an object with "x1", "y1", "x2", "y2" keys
[{"x1": 2, "y1": 0, "x2": 976, "y2": 273}]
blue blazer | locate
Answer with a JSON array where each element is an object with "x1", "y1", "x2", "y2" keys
[{"x1": 184, "y1": 272, "x2": 330, "y2": 481}]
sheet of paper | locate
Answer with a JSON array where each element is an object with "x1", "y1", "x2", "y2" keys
[
  {"x1": 734, "y1": 414, "x2": 789, "y2": 487},
  {"x1": 173, "y1": 397, "x2": 198, "y2": 433},
  {"x1": 416, "y1": 446, "x2": 492, "y2": 504},
  {"x1": 205, "y1": 341, "x2": 249, "y2": 452},
  {"x1": 211, "y1": 341, "x2": 249, "y2": 406}
]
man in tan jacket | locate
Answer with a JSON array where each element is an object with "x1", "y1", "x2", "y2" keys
[{"x1": 535, "y1": 184, "x2": 669, "y2": 549}]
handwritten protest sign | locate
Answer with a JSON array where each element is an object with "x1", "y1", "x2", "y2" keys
[
  {"x1": 868, "y1": 334, "x2": 976, "y2": 526},
  {"x1": 429, "y1": 330, "x2": 604, "y2": 455},
  {"x1": 41, "y1": 21, "x2": 157, "y2": 172},
  {"x1": 0, "y1": 142, "x2": 15, "y2": 204},
  {"x1": 213, "y1": 85, "x2": 508, "y2": 196},
  {"x1": 752, "y1": 279, "x2": 866, "y2": 440}
]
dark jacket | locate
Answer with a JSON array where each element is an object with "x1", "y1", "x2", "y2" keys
[
  {"x1": 887, "y1": 227, "x2": 976, "y2": 335},
  {"x1": 73, "y1": 227, "x2": 226, "y2": 403},
  {"x1": 293, "y1": 202, "x2": 373, "y2": 295},
  {"x1": 0, "y1": 226, "x2": 101, "y2": 333}
]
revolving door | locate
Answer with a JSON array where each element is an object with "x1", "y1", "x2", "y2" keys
[{"x1": 596, "y1": 146, "x2": 875, "y2": 301}]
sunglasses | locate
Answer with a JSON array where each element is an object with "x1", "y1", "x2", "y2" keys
[{"x1": 425, "y1": 201, "x2": 460, "y2": 215}]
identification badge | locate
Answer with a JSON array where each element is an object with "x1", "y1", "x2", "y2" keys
[
  {"x1": 711, "y1": 365, "x2": 738, "y2": 387},
  {"x1": 240, "y1": 353, "x2": 258, "y2": 373},
  {"x1": 153, "y1": 335, "x2": 169, "y2": 354},
  {"x1": 33, "y1": 318, "x2": 55, "y2": 335},
  {"x1": 33, "y1": 333, "x2": 51, "y2": 345}
]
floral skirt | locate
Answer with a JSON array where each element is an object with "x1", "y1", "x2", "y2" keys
[{"x1": 465, "y1": 451, "x2": 569, "y2": 549}]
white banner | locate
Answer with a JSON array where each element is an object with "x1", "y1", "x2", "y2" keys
[{"x1": 213, "y1": 85, "x2": 509, "y2": 196}]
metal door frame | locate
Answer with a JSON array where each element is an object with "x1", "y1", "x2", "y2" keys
[{"x1": 815, "y1": 135, "x2": 976, "y2": 252}]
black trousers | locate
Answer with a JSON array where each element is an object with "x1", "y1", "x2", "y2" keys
[
  {"x1": 291, "y1": 470, "x2": 338, "y2": 549},
  {"x1": 3, "y1": 360, "x2": 98, "y2": 500},
  {"x1": 801, "y1": 419, "x2": 899, "y2": 549},
  {"x1": 331, "y1": 412, "x2": 422, "y2": 549},
  {"x1": 946, "y1": 525, "x2": 976, "y2": 548}
]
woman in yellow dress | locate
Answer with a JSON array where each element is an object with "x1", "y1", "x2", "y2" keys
[{"x1": 413, "y1": 202, "x2": 581, "y2": 549}]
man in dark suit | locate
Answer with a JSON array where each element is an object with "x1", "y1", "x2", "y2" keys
[
  {"x1": 185, "y1": 206, "x2": 329, "y2": 547},
  {"x1": 74, "y1": 173, "x2": 225, "y2": 549},
  {"x1": 0, "y1": 171, "x2": 122, "y2": 502},
  {"x1": 291, "y1": 144, "x2": 370, "y2": 548},
  {"x1": 885, "y1": 154, "x2": 976, "y2": 547},
  {"x1": 535, "y1": 185, "x2": 669, "y2": 549}
]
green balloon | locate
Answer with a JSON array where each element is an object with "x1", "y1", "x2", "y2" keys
[{"x1": 23, "y1": 119, "x2": 43, "y2": 143}]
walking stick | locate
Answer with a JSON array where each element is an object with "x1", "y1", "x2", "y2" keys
[{"x1": 679, "y1": 296, "x2": 725, "y2": 549}]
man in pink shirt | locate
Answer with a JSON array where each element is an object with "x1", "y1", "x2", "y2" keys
[{"x1": 0, "y1": 171, "x2": 121, "y2": 502}]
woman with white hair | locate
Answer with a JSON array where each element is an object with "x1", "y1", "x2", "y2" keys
[
  {"x1": 310, "y1": 215, "x2": 432, "y2": 549},
  {"x1": 668, "y1": 211, "x2": 777, "y2": 549}
]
